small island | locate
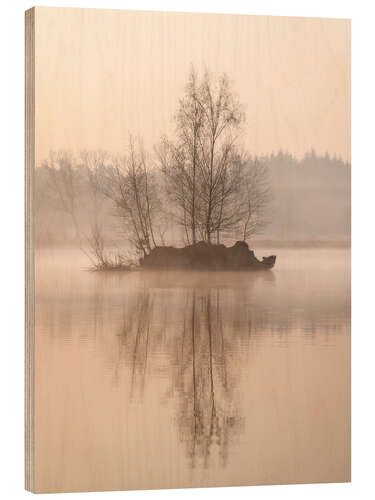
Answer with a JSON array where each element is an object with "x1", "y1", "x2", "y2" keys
[{"x1": 140, "y1": 241, "x2": 276, "y2": 271}]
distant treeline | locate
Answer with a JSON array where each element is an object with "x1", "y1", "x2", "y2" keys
[
  {"x1": 35, "y1": 149, "x2": 350, "y2": 249},
  {"x1": 263, "y1": 150, "x2": 350, "y2": 243}
]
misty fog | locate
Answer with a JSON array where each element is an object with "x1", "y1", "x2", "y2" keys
[{"x1": 35, "y1": 149, "x2": 350, "y2": 251}]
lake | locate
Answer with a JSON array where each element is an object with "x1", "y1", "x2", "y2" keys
[{"x1": 34, "y1": 248, "x2": 350, "y2": 492}]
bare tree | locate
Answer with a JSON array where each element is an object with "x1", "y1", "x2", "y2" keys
[
  {"x1": 42, "y1": 150, "x2": 111, "y2": 267},
  {"x1": 210, "y1": 152, "x2": 245, "y2": 244},
  {"x1": 157, "y1": 68, "x2": 204, "y2": 245},
  {"x1": 238, "y1": 158, "x2": 271, "y2": 242},
  {"x1": 195, "y1": 71, "x2": 244, "y2": 243},
  {"x1": 100, "y1": 137, "x2": 160, "y2": 257},
  {"x1": 157, "y1": 139, "x2": 193, "y2": 244},
  {"x1": 42, "y1": 151, "x2": 82, "y2": 238},
  {"x1": 42, "y1": 151, "x2": 99, "y2": 263},
  {"x1": 158, "y1": 69, "x2": 249, "y2": 245},
  {"x1": 79, "y1": 150, "x2": 110, "y2": 268}
]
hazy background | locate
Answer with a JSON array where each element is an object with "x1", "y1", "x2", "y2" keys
[
  {"x1": 34, "y1": 8, "x2": 350, "y2": 248},
  {"x1": 35, "y1": 151, "x2": 350, "y2": 247},
  {"x1": 34, "y1": 8, "x2": 350, "y2": 163}
]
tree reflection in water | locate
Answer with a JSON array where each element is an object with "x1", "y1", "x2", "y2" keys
[
  {"x1": 115, "y1": 284, "x2": 245, "y2": 469},
  {"x1": 176, "y1": 289, "x2": 243, "y2": 468}
]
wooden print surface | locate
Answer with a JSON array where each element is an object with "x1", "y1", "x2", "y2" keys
[{"x1": 27, "y1": 7, "x2": 350, "y2": 493}]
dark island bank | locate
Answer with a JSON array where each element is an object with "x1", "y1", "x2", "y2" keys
[{"x1": 140, "y1": 241, "x2": 276, "y2": 271}]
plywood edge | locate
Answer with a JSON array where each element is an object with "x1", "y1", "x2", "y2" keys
[{"x1": 25, "y1": 6, "x2": 35, "y2": 493}]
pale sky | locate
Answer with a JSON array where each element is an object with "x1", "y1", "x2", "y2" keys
[{"x1": 34, "y1": 7, "x2": 351, "y2": 165}]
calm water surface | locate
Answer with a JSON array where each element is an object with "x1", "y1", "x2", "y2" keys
[{"x1": 34, "y1": 248, "x2": 350, "y2": 492}]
